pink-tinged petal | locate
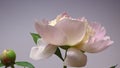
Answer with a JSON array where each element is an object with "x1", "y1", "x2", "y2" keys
[
  {"x1": 90, "y1": 23, "x2": 106, "y2": 41},
  {"x1": 35, "y1": 22, "x2": 67, "y2": 45},
  {"x1": 80, "y1": 17, "x2": 88, "y2": 22},
  {"x1": 49, "y1": 12, "x2": 70, "y2": 26},
  {"x1": 64, "y1": 48, "x2": 87, "y2": 67},
  {"x1": 55, "y1": 19, "x2": 86, "y2": 46},
  {"x1": 103, "y1": 36, "x2": 114, "y2": 45},
  {"x1": 81, "y1": 37, "x2": 113, "y2": 53},
  {"x1": 90, "y1": 22, "x2": 101, "y2": 30},
  {"x1": 56, "y1": 12, "x2": 70, "y2": 19},
  {"x1": 30, "y1": 44, "x2": 57, "y2": 60}
]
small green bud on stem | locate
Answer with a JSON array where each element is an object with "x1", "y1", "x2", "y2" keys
[{"x1": 0, "y1": 49, "x2": 16, "y2": 68}]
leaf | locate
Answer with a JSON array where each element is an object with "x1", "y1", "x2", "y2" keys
[
  {"x1": 15, "y1": 61, "x2": 35, "y2": 68},
  {"x1": 0, "y1": 63, "x2": 4, "y2": 67},
  {"x1": 55, "y1": 47, "x2": 64, "y2": 61},
  {"x1": 110, "y1": 64, "x2": 117, "y2": 68},
  {"x1": 30, "y1": 33, "x2": 41, "y2": 44}
]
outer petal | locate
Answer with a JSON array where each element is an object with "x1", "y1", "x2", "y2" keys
[
  {"x1": 35, "y1": 22, "x2": 67, "y2": 45},
  {"x1": 90, "y1": 23, "x2": 106, "y2": 41},
  {"x1": 49, "y1": 12, "x2": 70, "y2": 26},
  {"x1": 37, "y1": 38, "x2": 48, "y2": 45},
  {"x1": 30, "y1": 44, "x2": 57, "y2": 60},
  {"x1": 81, "y1": 36, "x2": 114, "y2": 53},
  {"x1": 64, "y1": 48, "x2": 87, "y2": 67},
  {"x1": 55, "y1": 19, "x2": 86, "y2": 46}
]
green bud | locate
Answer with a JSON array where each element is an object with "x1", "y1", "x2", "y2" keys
[{"x1": 0, "y1": 49, "x2": 16, "y2": 67}]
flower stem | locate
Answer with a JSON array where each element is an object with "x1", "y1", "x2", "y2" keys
[
  {"x1": 11, "y1": 65, "x2": 15, "y2": 68},
  {"x1": 64, "y1": 66, "x2": 67, "y2": 68},
  {"x1": 5, "y1": 66, "x2": 7, "y2": 68},
  {"x1": 55, "y1": 47, "x2": 68, "y2": 68},
  {"x1": 55, "y1": 47, "x2": 64, "y2": 61},
  {"x1": 63, "y1": 50, "x2": 67, "y2": 68},
  {"x1": 64, "y1": 50, "x2": 67, "y2": 60}
]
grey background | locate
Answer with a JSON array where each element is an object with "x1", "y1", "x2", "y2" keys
[{"x1": 0, "y1": 0, "x2": 120, "y2": 68}]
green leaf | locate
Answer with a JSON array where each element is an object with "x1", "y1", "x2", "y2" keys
[
  {"x1": 15, "y1": 61, "x2": 35, "y2": 68},
  {"x1": 0, "y1": 63, "x2": 4, "y2": 67},
  {"x1": 110, "y1": 64, "x2": 117, "y2": 68},
  {"x1": 55, "y1": 47, "x2": 64, "y2": 61},
  {"x1": 30, "y1": 33, "x2": 41, "y2": 44}
]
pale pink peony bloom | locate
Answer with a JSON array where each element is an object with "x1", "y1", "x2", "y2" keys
[{"x1": 30, "y1": 12, "x2": 113, "y2": 67}]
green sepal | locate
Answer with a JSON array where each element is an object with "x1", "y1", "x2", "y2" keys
[
  {"x1": 15, "y1": 61, "x2": 35, "y2": 68},
  {"x1": 30, "y1": 33, "x2": 41, "y2": 44},
  {"x1": 60, "y1": 46, "x2": 70, "y2": 50},
  {"x1": 6, "y1": 49, "x2": 16, "y2": 61},
  {"x1": 0, "y1": 63, "x2": 4, "y2": 67},
  {"x1": 110, "y1": 64, "x2": 117, "y2": 68},
  {"x1": 55, "y1": 47, "x2": 64, "y2": 61}
]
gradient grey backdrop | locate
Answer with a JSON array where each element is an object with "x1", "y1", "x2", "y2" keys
[{"x1": 0, "y1": 0, "x2": 120, "y2": 68}]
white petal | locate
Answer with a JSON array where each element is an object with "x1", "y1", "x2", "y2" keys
[
  {"x1": 37, "y1": 38, "x2": 48, "y2": 45},
  {"x1": 80, "y1": 17, "x2": 87, "y2": 22},
  {"x1": 30, "y1": 44, "x2": 57, "y2": 60},
  {"x1": 48, "y1": 12, "x2": 70, "y2": 26},
  {"x1": 90, "y1": 23, "x2": 106, "y2": 41},
  {"x1": 64, "y1": 48, "x2": 87, "y2": 67},
  {"x1": 81, "y1": 39, "x2": 113, "y2": 53},
  {"x1": 55, "y1": 19, "x2": 86, "y2": 46},
  {"x1": 35, "y1": 22, "x2": 67, "y2": 45}
]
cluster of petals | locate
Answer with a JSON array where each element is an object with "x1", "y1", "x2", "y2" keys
[{"x1": 30, "y1": 12, "x2": 113, "y2": 67}]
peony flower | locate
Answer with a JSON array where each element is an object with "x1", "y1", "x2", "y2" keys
[{"x1": 30, "y1": 12, "x2": 113, "y2": 67}]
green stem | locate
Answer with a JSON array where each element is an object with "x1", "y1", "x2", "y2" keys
[
  {"x1": 64, "y1": 66, "x2": 67, "y2": 68},
  {"x1": 55, "y1": 47, "x2": 64, "y2": 61},
  {"x1": 5, "y1": 66, "x2": 7, "y2": 68},
  {"x1": 63, "y1": 50, "x2": 67, "y2": 68},
  {"x1": 11, "y1": 65, "x2": 15, "y2": 68},
  {"x1": 64, "y1": 50, "x2": 67, "y2": 60},
  {"x1": 55, "y1": 47, "x2": 68, "y2": 68}
]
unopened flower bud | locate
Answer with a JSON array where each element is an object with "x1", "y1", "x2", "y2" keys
[{"x1": 0, "y1": 49, "x2": 16, "y2": 67}]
